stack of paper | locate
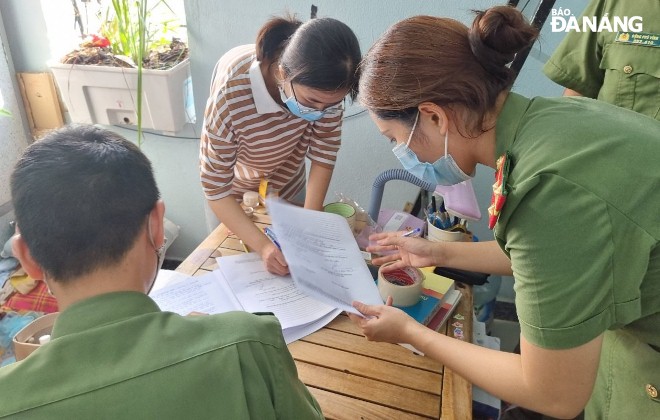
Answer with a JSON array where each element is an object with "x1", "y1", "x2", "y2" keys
[
  {"x1": 150, "y1": 260, "x2": 342, "y2": 344},
  {"x1": 151, "y1": 199, "x2": 385, "y2": 343},
  {"x1": 420, "y1": 267, "x2": 462, "y2": 332},
  {"x1": 397, "y1": 267, "x2": 459, "y2": 328},
  {"x1": 217, "y1": 253, "x2": 342, "y2": 334},
  {"x1": 266, "y1": 198, "x2": 384, "y2": 313}
]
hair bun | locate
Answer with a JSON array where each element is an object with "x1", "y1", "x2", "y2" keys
[
  {"x1": 468, "y1": 6, "x2": 538, "y2": 73},
  {"x1": 255, "y1": 15, "x2": 302, "y2": 62}
]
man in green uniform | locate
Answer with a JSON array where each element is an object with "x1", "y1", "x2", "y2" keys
[
  {"x1": 543, "y1": 0, "x2": 660, "y2": 120},
  {"x1": 0, "y1": 126, "x2": 323, "y2": 419}
]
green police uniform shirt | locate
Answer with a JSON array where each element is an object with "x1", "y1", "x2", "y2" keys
[
  {"x1": 493, "y1": 93, "x2": 660, "y2": 418},
  {"x1": 0, "y1": 292, "x2": 324, "y2": 419},
  {"x1": 543, "y1": 0, "x2": 660, "y2": 120}
]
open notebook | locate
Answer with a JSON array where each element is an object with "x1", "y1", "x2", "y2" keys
[{"x1": 149, "y1": 266, "x2": 341, "y2": 344}]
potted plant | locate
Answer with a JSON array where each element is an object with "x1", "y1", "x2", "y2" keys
[{"x1": 49, "y1": 0, "x2": 193, "y2": 139}]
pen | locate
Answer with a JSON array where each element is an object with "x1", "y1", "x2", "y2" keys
[
  {"x1": 431, "y1": 195, "x2": 437, "y2": 214},
  {"x1": 263, "y1": 227, "x2": 282, "y2": 250},
  {"x1": 239, "y1": 239, "x2": 250, "y2": 253},
  {"x1": 402, "y1": 227, "x2": 422, "y2": 237},
  {"x1": 439, "y1": 200, "x2": 447, "y2": 214}
]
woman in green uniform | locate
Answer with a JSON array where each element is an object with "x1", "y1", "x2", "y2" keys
[{"x1": 349, "y1": 6, "x2": 660, "y2": 419}]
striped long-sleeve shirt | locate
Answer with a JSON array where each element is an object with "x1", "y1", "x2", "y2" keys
[{"x1": 200, "y1": 44, "x2": 343, "y2": 201}]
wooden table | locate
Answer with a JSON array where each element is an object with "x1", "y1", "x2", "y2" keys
[{"x1": 176, "y1": 213, "x2": 474, "y2": 419}]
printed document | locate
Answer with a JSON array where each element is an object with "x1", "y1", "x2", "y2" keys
[
  {"x1": 150, "y1": 271, "x2": 240, "y2": 315},
  {"x1": 218, "y1": 253, "x2": 336, "y2": 329},
  {"x1": 267, "y1": 198, "x2": 384, "y2": 314},
  {"x1": 149, "y1": 269, "x2": 340, "y2": 344}
]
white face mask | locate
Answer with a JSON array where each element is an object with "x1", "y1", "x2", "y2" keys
[
  {"x1": 146, "y1": 219, "x2": 166, "y2": 294},
  {"x1": 392, "y1": 112, "x2": 473, "y2": 186},
  {"x1": 278, "y1": 83, "x2": 344, "y2": 122}
]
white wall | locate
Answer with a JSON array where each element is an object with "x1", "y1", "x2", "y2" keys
[
  {"x1": 0, "y1": 0, "x2": 590, "y2": 271},
  {"x1": 0, "y1": 5, "x2": 32, "y2": 249},
  {"x1": 185, "y1": 0, "x2": 496, "y2": 226}
]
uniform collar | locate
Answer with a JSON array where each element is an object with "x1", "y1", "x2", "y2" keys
[
  {"x1": 249, "y1": 60, "x2": 284, "y2": 114},
  {"x1": 495, "y1": 92, "x2": 532, "y2": 159},
  {"x1": 51, "y1": 292, "x2": 160, "y2": 338}
]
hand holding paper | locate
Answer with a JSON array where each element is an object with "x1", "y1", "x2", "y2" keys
[{"x1": 266, "y1": 198, "x2": 383, "y2": 314}]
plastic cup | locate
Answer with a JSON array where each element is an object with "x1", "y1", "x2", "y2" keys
[{"x1": 243, "y1": 191, "x2": 259, "y2": 207}]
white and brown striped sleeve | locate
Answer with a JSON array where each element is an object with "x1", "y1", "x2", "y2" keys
[
  {"x1": 199, "y1": 89, "x2": 237, "y2": 201},
  {"x1": 307, "y1": 112, "x2": 343, "y2": 168}
]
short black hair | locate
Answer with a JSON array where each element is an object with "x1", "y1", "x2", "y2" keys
[{"x1": 10, "y1": 125, "x2": 160, "y2": 282}]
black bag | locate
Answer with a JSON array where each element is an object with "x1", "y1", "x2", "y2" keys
[{"x1": 433, "y1": 266, "x2": 490, "y2": 286}]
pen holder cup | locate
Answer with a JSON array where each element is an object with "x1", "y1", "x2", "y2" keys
[
  {"x1": 426, "y1": 220, "x2": 469, "y2": 243},
  {"x1": 324, "y1": 202, "x2": 356, "y2": 232}
]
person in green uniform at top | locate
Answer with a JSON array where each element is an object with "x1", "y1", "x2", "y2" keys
[
  {"x1": 348, "y1": 6, "x2": 660, "y2": 419},
  {"x1": 0, "y1": 125, "x2": 323, "y2": 419},
  {"x1": 543, "y1": 0, "x2": 660, "y2": 120}
]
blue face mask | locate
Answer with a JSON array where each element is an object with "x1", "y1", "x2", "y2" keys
[
  {"x1": 392, "y1": 112, "x2": 473, "y2": 186},
  {"x1": 279, "y1": 84, "x2": 343, "y2": 122}
]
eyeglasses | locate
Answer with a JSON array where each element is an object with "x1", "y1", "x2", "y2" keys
[{"x1": 290, "y1": 83, "x2": 345, "y2": 115}]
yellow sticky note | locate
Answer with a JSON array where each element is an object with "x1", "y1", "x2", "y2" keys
[{"x1": 420, "y1": 266, "x2": 454, "y2": 298}]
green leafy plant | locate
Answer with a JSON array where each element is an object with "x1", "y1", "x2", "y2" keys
[
  {"x1": 59, "y1": 1, "x2": 188, "y2": 146},
  {"x1": 101, "y1": 0, "x2": 179, "y2": 67},
  {"x1": 94, "y1": 0, "x2": 179, "y2": 147},
  {"x1": 99, "y1": 0, "x2": 182, "y2": 146}
]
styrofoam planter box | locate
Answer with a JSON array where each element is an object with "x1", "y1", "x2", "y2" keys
[{"x1": 50, "y1": 59, "x2": 194, "y2": 134}]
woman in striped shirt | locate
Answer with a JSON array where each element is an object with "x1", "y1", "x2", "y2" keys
[{"x1": 200, "y1": 16, "x2": 361, "y2": 275}]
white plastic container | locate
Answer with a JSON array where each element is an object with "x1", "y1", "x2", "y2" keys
[{"x1": 50, "y1": 59, "x2": 194, "y2": 134}]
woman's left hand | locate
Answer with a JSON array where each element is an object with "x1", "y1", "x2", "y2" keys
[
  {"x1": 367, "y1": 231, "x2": 439, "y2": 269},
  {"x1": 347, "y1": 297, "x2": 420, "y2": 344}
]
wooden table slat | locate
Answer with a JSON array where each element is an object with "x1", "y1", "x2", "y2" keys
[
  {"x1": 440, "y1": 283, "x2": 473, "y2": 420},
  {"x1": 301, "y1": 325, "x2": 443, "y2": 372},
  {"x1": 309, "y1": 386, "x2": 431, "y2": 420},
  {"x1": 175, "y1": 225, "x2": 231, "y2": 275},
  {"x1": 176, "y1": 217, "x2": 474, "y2": 420},
  {"x1": 290, "y1": 340, "x2": 441, "y2": 394},
  {"x1": 297, "y1": 361, "x2": 440, "y2": 419},
  {"x1": 219, "y1": 237, "x2": 244, "y2": 252},
  {"x1": 321, "y1": 312, "x2": 364, "y2": 335},
  {"x1": 192, "y1": 269, "x2": 212, "y2": 277}
]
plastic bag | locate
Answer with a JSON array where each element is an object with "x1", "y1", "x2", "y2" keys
[{"x1": 333, "y1": 192, "x2": 379, "y2": 236}]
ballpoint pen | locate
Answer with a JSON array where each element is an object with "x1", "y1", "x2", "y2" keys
[
  {"x1": 402, "y1": 227, "x2": 422, "y2": 237},
  {"x1": 263, "y1": 227, "x2": 282, "y2": 250}
]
